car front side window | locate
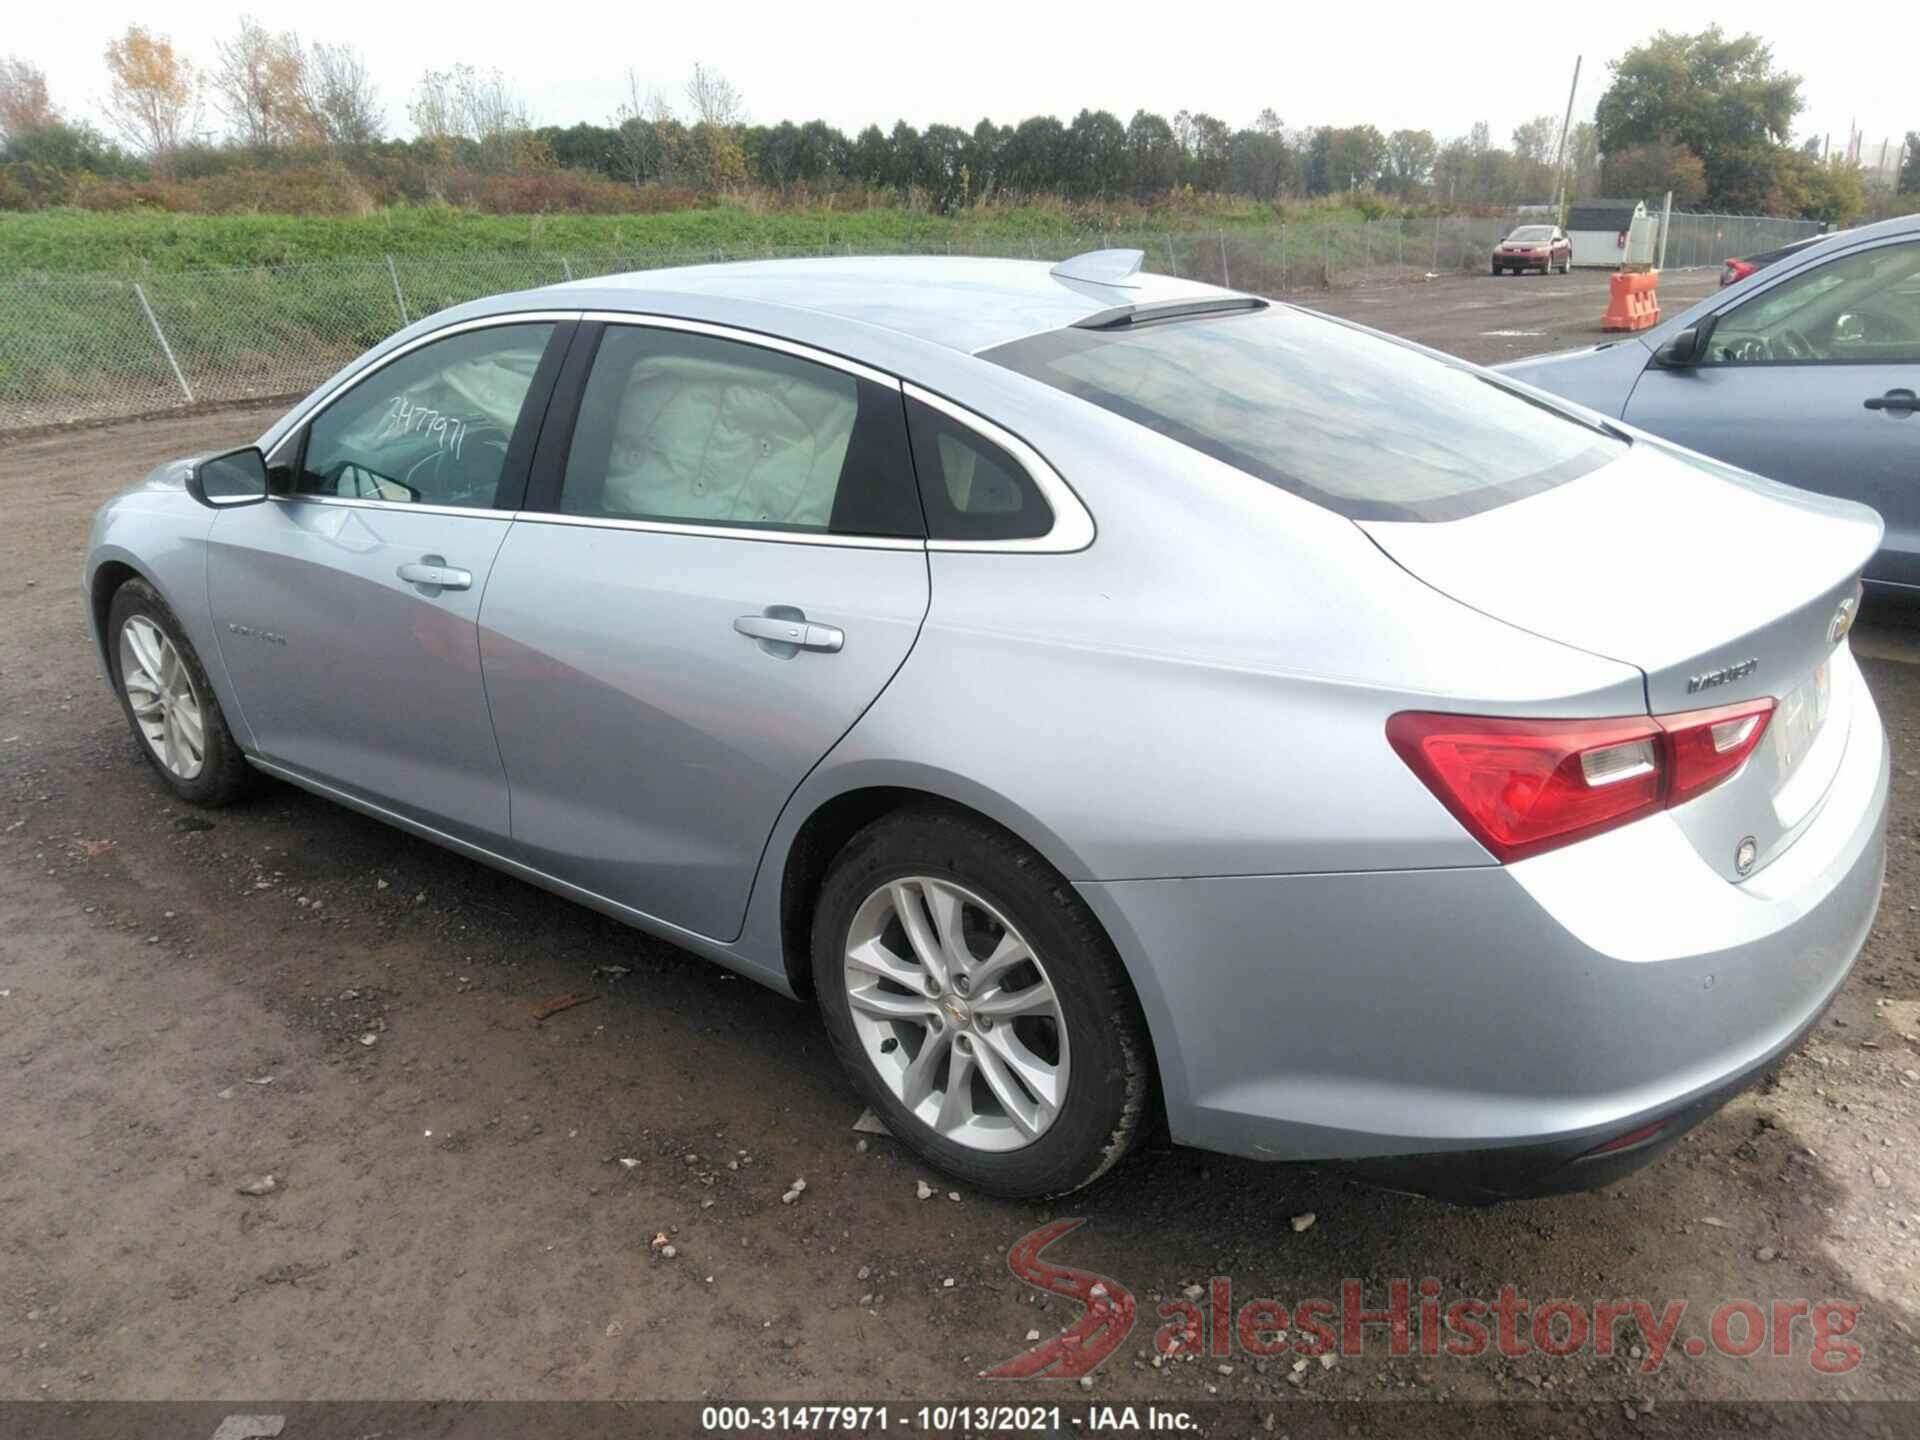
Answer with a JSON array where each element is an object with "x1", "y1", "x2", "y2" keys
[
  {"x1": 296, "y1": 322, "x2": 557, "y2": 508},
  {"x1": 1707, "y1": 242, "x2": 1920, "y2": 366}
]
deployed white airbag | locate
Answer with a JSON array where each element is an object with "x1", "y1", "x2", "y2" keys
[{"x1": 602, "y1": 353, "x2": 857, "y2": 527}]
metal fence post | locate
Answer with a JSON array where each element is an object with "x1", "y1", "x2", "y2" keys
[
  {"x1": 1166, "y1": 235, "x2": 1178, "y2": 274},
  {"x1": 133, "y1": 283, "x2": 192, "y2": 403},
  {"x1": 1323, "y1": 226, "x2": 1331, "y2": 288},
  {"x1": 561, "y1": 257, "x2": 575, "y2": 282},
  {"x1": 1218, "y1": 232, "x2": 1230, "y2": 288},
  {"x1": 1432, "y1": 216, "x2": 1440, "y2": 274},
  {"x1": 385, "y1": 255, "x2": 410, "y2": 326},
  {"x1": 1280, "y1": 224, "x2": 1287, "y2": 289}
]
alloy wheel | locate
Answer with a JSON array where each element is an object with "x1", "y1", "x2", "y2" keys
[
  {"x1": 119, "y1": 616, "x2": 206, "y2": 780},
  {"x1": 842, "y1": 876, "x2": 1068, "y2": 1151}
]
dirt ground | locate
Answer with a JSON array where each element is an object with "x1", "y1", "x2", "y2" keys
[{"x1": 4, "y1": 269, "x2": 1919, "y2": 1426}]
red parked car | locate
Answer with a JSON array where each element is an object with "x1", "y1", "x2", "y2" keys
[
  {"x1": 1492, "y1": 225, "x2": 1572, "y2": 275},
  {"x1": 1719, "y1": 231, "x2": 1838, "y2": 287}
]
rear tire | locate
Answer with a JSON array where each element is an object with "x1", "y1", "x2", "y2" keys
[
  {"x1": 107, "y1": 578, "x2": 253, "y2": 807},
  {"x1": 811, "y1": 807, "x2": 1153, "y2": 1197}
]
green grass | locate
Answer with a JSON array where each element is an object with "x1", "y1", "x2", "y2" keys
[
  {"x1": 0, "y1": 200, "x2": 1494, "y2": 429},
  {"x1": 0, "y1": 199, "x2": 1393, "y2": 275}
]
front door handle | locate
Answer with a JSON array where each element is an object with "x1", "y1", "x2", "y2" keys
[
  {"x1": 1864, "y1": 388, "x2": 1918, "y2": 415},
  {"x1": 397, "y1": 558, "x2": 473, "y2": 590},
  {"x1": 734, "y1": 613, "x2": 844, "y2": 653}
]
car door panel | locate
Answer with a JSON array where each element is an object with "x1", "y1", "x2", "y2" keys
[
  {"x1": 475, "y1": 317, "x2": 931, "y2": 942},
  {"x1": 1624, "y1": 363, "x2": 1920, "y2": 585},
  {"x1": 479, "y1": 523, "x2": 928, "y2": 940},
  {"x1": 207, "y1": 318, "x2": 571, "y2": 842},
  {"x1": 208, "y1": 502, "x2": 517, "y2": 838}
]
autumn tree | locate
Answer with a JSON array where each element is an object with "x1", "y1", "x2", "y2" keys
[
  {"x1": 682, "y1": 61, "x2": 745, "y2": 189},
  {"x1": 1510, "y1": 114, "x2": 1558, "y2": 165},
  {"x1": 102, "y1": 25, "x2": 197, "y2": 169},
  {"x1": 1599, "y1": 140, "x2": 1707, "y2": 206},
  {"x1": 685, "y1": 61, "x2": 743, "y2": 130},
  {"x1": 1322, "y1": 124, "x2": 1387, "y2": 192},
  {"x1": 1383, "y1": 128, "x2": 1437, "y2": 196},
  {"x1": 211, "y1": 17, "x2": 317, "y2": 148},
  {"x1": 1765, "y1": 150, "x2": 1865, "y2": 225},
  {"x1": 0, "y1": 56, "x2": 58, "y2": 139},
  {"x1": 304, "y1": 42, "x2": 382, "y2": 147},
  {"x1": 410, "y1": 65, "x2": 536, "y2": 172},
  {"x1": 611, "y1": 70, "x2": 676, "y2": 186}
]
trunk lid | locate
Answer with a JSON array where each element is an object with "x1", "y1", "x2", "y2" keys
[{"x1": 1359, "y1": 440, "x2": 1881, "y2": 879}]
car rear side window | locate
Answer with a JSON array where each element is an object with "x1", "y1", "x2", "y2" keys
[
  {"x1": 982, "y1": 308, "x2": 1623, "y2": 522},
  {"x1": 559, "y1": 324, "x2": 923, "y2": 539},
  {"x1": 905, "y1": 396, "x2": 1053, "y2": 541}
]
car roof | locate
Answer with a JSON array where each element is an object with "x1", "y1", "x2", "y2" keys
[
  {"x1": 1740, "y1": 230, "x2": 1841, "y2": 264},
  {"x1": 546, "y1": 255, "x2": 1240, "y2": 355},
  {"x1": 255, "y1": 254, "x2": 1252, "y2": 457}
]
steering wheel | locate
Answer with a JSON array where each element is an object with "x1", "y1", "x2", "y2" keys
[
  {"x1": 1774, "y1": 327, "x2": 1816, "y2": 361},
  {"x1": 402, "y1": 419, "x2": 512, "y2": 502}
]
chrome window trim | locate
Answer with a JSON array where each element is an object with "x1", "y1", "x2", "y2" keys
[
  {"x1": 262, "y1": 310, "x2": 581, "y2": 469},
  {"x1": 260, "y1": 306, "x2": 1095, "y2": 553},
  {"x1": 545, "y1": 311, "x2": 916, "y2": 549},
  {"x1": 267, "y1": 494, "x2": 509, "y2": 522},
  {"x1": 903, "y1": 382, "x2": 1096, "y2": 554},
  {"x1": 506, "y1": 510, "x2": 926, "y2": 551},
  {"x1": 580, "y1": 311, "x2": 901, "y2": 390}
]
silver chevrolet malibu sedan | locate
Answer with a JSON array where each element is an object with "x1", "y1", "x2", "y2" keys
[{"x1": 85, "y1": 250, "x2": 1889, "y2": 1201}]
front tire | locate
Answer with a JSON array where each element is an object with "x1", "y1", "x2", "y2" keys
[
  {"x1": 811, "y1": 808, "x2": 1152, "y2": 1197},
  {"x1": 107, "y1": 578, "x2": 252, "y2": 806}
]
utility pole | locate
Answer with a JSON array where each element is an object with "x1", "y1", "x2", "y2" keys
[{"x1": 1550, "y1": 54, "x2": 1582, "y2": 228}]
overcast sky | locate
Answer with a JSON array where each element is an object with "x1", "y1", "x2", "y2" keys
[{"x1": 15, "y1": 1, "x2": 1907, "y2": 162}]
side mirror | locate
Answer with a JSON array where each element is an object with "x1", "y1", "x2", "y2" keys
[
  {"x1": 185, "y1": 446, "x2": 270, "y2": 508},
  {"x1": 1653, "y1": 320, "x2": 1714, "y2": 369}
]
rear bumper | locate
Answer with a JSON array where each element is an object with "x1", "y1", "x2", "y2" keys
[
  {"x1": 1077, "y1": 656, "x2": 1887, "y2": 1199},
  {"x1": 1327, "y1": 987, "x2": 1839, "y2": 1202}
]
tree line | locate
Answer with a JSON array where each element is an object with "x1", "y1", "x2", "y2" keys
[{"x1": 0, "y1": 21, "x2": 1908, "y2": 223}]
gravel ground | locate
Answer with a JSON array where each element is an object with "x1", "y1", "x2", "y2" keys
[{"x1": 3, "y1": 269, "x2": 1917, "y2": 1425}]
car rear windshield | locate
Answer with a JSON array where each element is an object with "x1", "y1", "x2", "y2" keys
[
  {"x1": 1508, "y1": 226, "x2": 1555, "y2": 242},
  {"x1": 981, "y1": 307, "x2": 1624, "y2": 522}
]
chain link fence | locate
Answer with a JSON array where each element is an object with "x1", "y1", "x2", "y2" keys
[{"x1": 0, "y1": 210, "x2": 1825, "y2": 432}]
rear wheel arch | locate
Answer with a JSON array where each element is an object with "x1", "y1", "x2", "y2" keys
[{"x1": 777, "y1": 785, "x2": 1110, "y2": 1000}]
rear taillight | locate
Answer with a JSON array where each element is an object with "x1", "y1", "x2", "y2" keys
[
  {"x1": 1387, "y1": 698, "x2": 1774, "y2": 863},
  {"x1": 1661, "y1": 697, "x2": 1774, "y2": 808}
]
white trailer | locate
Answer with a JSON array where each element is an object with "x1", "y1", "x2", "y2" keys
[{"x1": 1567, "y1": 199, "x2": 1648, "y2": 268}]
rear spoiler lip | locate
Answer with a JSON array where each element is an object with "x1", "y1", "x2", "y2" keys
[{"x1": 1071, "y1": 296, "x2": 1270, "y2": 331}]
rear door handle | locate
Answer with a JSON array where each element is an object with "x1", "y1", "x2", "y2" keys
[
  {"x1": 1864, "y1": 388, "x2": 1918, "y2": 415},
  {"x1": 733, "y1": 613, "x2": 844, "y2": 653},
  {"x1": 397, "y1": 558, "x2": 473, "y2": 590}
]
